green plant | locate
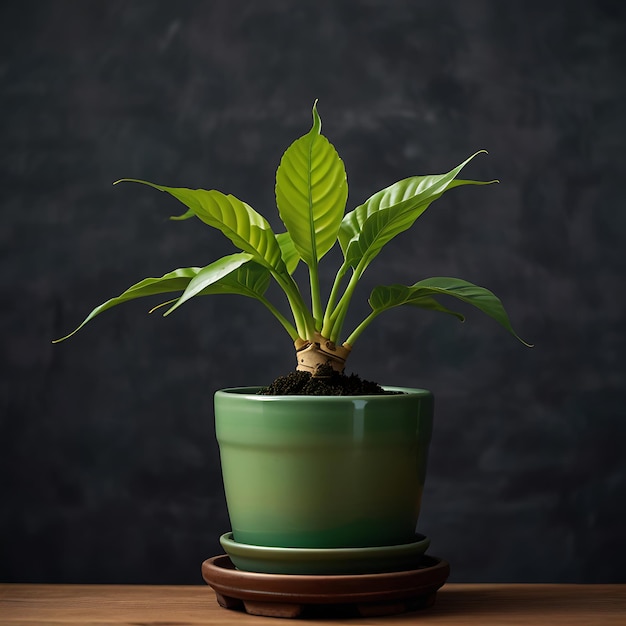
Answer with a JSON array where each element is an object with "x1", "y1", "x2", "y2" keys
[{"x1": 55, "y1": 102, "x2": 530, "y2": 372}]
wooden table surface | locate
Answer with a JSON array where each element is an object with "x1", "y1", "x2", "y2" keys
[{"x1": 1, "y1": 583, "x2": 624, "y2": 625}]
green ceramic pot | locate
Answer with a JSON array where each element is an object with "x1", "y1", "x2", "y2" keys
[{"x1": 214, "y1": 387, "x2": 433, "y2": 550}]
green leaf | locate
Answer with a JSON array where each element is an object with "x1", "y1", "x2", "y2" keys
[
  {"x1": 197, "y1": 261, "x2": 271, "y2": 298},
  {"x1": 53, "y1": 267, "x2": 202, "y2": 342},
  {"x1": 276, "y1": 232, "x2": 300, "y2": 275},
  {"x1": 163, "y1": 253, "x2": 253, "y2": 316},
  {"x1": 114, "y1": 179, "x2": 286, "y2": 272},
  {"x1": 370, "y1": 277, "x2": 532, "y2": 346},
  {"x1": 275, "y1": 102, "x2": 348, "y2": 265},
  {"x1": 339, "y1": 152, "x2": 495, "y2": 271},
  {"x1": 369, "y1": 284, "x2": 465, "y2": 321},
  {"x1": 191, "y1": 261, "x2": 299, "y2": 339}
]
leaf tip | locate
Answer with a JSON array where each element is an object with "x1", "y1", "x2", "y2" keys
[
  {"x1": 311, "y1": 100, "x2": 322, "y2": 134},
  {"x1": 148, "y1": 301, "x2": 168, "y2": 315},
  {"x1": 51, "y1": 330, "x2": 76, "y2": 344},
  {"x1": 162, "y1": 300, "x2": 181, "y2": 317}
]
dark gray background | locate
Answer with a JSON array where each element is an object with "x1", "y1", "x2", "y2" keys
[{"x1": 2, "y1": 0, "x2": 625, "y2": 584}]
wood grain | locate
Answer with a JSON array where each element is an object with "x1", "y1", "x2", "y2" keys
[{"x1": 1, "y1": 584, "x2": 625, "y2": 625}]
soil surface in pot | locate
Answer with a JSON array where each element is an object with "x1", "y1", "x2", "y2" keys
[{"x1": 258, "y1": 365, "x2": 399, "y2": 396}]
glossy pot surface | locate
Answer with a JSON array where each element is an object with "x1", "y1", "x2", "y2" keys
[{"x1": 215, "y1": 387, "x2": 433, "y2": 549}]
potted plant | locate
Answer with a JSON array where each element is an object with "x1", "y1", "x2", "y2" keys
[{"x1": 55, "y1": 102, "x2": 528, "y2": 580}]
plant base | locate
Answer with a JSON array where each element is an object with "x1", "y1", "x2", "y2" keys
[
  {"x1": 257, "y1": 367, "x2": 395, "y2": 395},
  {"x1": 202, "y1": 554, "x2": 450, "y2": 618}
]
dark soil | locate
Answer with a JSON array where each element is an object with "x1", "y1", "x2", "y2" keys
[{"x1": 257, "y1": 365, "x2": 398, "y2": 396}]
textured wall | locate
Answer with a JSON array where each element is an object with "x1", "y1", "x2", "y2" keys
[{"x1": 1, "y1": 0, "x2": 625, "y2": 583}]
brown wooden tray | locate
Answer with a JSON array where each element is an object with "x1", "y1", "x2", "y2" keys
[{"x1": 202, "y1": 554, "x2": 450, "y2": 618}]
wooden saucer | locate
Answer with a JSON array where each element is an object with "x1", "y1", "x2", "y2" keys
[{"x1": 202, "y1": 554, "x2": 450, "y2": 618}]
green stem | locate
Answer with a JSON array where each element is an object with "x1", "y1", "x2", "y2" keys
[
  {"x1": 327, "y1": 268, "x2": 362, "y2": 343},
  {"x1": 321, "y1": 261, "x2": 350, "y2": 336},
  {"x1": 258, "y1": 295, "x2": 300, "y2": 340},
  {"x1": 271, "y1": 270, "x2": 315, "y2": 339},
  {"x1": 308, "y1": 262, "x2": 323, "y2": 331},
  {"x1": 344, "y1": 309, "x2": 382, "y2": 346}
]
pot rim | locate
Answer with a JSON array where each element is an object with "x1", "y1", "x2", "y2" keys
[{"x1": 215, "y1": 386, "x2": 432, "y2": 401}]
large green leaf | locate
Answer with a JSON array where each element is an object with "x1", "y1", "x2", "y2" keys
[
  {"x1": 163, "y1": 253, "x2": 253, "y2": 315},
  {"x1": 339, "y1": 152, "x2": 495, "y2": 271},
  {"x1": 370, "y1": 277, "x2": 531, "y2": 345},
  {"x1": 53, "y1": 267, "x2": 202, "y2": 342},
  {"x1": 275, "y1": 102, "x2": 347, "y2": 265},
  {"x1": 114, "y1": 179, "x2": 286, "y2": 273}
]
